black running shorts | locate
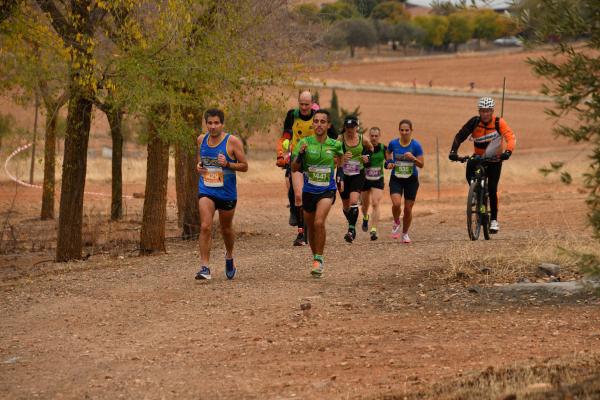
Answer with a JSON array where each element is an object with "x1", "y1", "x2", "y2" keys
[
  {"x1": 340, "y1": 170, "x2": 366, "y2": 200},
  {"x1": 361, "y1": 177, "x2": 384, "y2": 191},
  {"x1": 198, "y1": 194, "x2": 237, "y2": 211},
  {"x1": 302, "y1": 190, "x2": 336, "y2": 213},
  {"x1": 389, "y1": 174, "x2": 419, "y2": 201}
]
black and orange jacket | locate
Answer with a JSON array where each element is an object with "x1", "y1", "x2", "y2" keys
[
  {"x1": 451, "y1": 115, "x2": 516, "y2": 157},
  {"x1": 277, "y1": 108, "x2": 337, "y2": 157}
]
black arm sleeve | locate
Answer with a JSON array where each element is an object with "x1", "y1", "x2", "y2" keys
[
  {"x1": 451, "y1": 116, "x2": 479, "y2": 153},
  {"x1": 282, "y1": 109, "x2": 295, "y2": 139}
]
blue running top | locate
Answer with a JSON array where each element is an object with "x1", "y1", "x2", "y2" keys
[
  {"x1": 198, "y1": 133, "x2": 237, "y2": 201},
  {"x1": 387, "y1": 138, "x2": 423, "y2": 178}
]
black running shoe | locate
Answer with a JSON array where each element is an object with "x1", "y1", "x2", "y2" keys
[
  {"x1": 195, "y1": 266, "x2": 211, "y2": 280},
  {"x1": 361, "y1": 216, "x2": 369, "y2": 232},
  {"x1": 293, "y1": 232, "x2": 306, "y2": 246},
  {"x1": 344, "y1": 230, "x2": 354, "y2": 243},
  {"x1": 370, "y1": 230, "x2": 378, "y2": 241},
  {"x1": 225, "y1": 258, "x2": 236, "y2": 280}
]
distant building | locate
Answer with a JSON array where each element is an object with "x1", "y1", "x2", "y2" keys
[
  {"x1": 405, "y1": 0, "x2": 511, "y2": 14},
  {"x1": 405, "y1": 2, "x2": 431, "y2": 17}
]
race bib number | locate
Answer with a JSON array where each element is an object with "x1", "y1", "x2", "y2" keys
[
  {"x1": 307, "y1": 166, "x2": 331, "y2": 187},
  {"x1": 394, "y1": 161, "x2": 414, "y2": 178},
  {"x1": 365, "y1": 167, "x2": 382, "y2": 181},
  {"x1": 204, "y1": 166, "x2": 224, "y2": 187},
  {"x1": 343, "y1": 159, "x2": 361, "y2": 176}
]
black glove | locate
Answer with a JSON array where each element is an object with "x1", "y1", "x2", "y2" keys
[
  {"x1": 335, "y1": 167, "x2": 344, "y2": 184},
  {"x1": 448, "y1": 152, "x2": 459, "y2": 161},
  {"x1": 500, "y1": 150, "x2": 512, "y2": 161}
]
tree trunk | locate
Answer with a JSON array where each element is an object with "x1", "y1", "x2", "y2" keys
[
  {"x1": 181, "y1": 145, "x2": 199, "y2": 239},
  {"x1": 55, "y1": 92, "x2": 93, "y2": 261},
  {"x1": 41, "y1": 100, "x2": 58, "y2": 220},
  {"x1": 140, "y1": 110, "x2": 170, "y2": 254},
  {"x1": 350, "y1": 45, "x2": 355, "y2": 58},
  {"x1": 174, "y1": 139, "x2": 200, "y2": 239},
  {"x1": 107, "y1": 106, "x2": 124, "y2": 221}
]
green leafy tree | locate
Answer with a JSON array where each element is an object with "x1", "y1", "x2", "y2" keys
[
  {"x1": 319, "y1": 1, "x2": 360, "y2": 22},
  {"x1": 524, "y1": 0, "x2": 600, "y2": 276},
  {"x1": 414, "y1": 15, "x2": 449, "y2": 49},
  {"x1": 0, "y1": 112, "x2": 16, "y2": 151},
  {"x1": 472, "y1": 9, "x2": 509, "y2": 46},
  {"x1": 390, "y1": 20, "x2": 425, "y2": 54},
  {"x1": 293, "y1": 3, "x2": 321, "y2": 24},
  {"x1": 324, "y1": 18, "x2": 377, "y2": 57},
  {"x1": 0, "y1": 3, "x2": 69, "y2": 221},
  {"x1": 445, "y1": 12, "x2": 474, "y2": 51},
  {"x1": 342, "y1": 0, "x2": 384, "y2": 18},
  {"x1": 225, "y1": 96, "x2": 285, "y2": 152},
  {"x1": 329, "y1": 89, "x2": 342, "y2": 134},
  {"x1": 371, "y1": 1, "x2": 409, "y2": 23}
]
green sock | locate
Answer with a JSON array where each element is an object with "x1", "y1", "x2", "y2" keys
[
  {"x1": 313, "y1": 254, "x2": 323, "y2": 263},
  {"x1": 363, "y1": 214, "x2": 369, "y2": 221}
]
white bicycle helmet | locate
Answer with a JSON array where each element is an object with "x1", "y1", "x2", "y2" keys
[{"x1": 478, "y1": 97, "x2": 495, "y2": 109}]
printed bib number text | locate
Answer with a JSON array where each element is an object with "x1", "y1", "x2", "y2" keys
[
  {"x1": 394, "y1": 161, "x2": 413, "y2": 178},
  {"x1": 343, "y1": 159, "x2": 361, "y2": 176},
  {"x1": 204, "y1": 166, "x2": 224, "y2": 187},
  {"x1": 307, "y1": 166, "x2": 331, "y2": 187},
  {"x1": 365, "y1": 167, "x2": 382, "y2": 181}
]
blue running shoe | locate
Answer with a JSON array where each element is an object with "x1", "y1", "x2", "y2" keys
[
  {"x1": 195, "y1": 266, "x2": 211, "y2": 280},
  {"x1": 225, "y1": 258, "x2": 237, "y2": 280}
]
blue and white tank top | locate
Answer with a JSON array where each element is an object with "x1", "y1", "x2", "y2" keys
[{"x1": 198, "y1": 133, "x2": 237, "y2": 200}]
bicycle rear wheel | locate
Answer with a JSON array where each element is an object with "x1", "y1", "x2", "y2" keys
[{"x1": 466, "y1": 181, "x2": 481, "y2": 240}]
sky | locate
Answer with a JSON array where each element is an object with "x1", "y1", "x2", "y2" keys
[{"x1": 406, "y1": 0, "x2": 512, "y2": 7}]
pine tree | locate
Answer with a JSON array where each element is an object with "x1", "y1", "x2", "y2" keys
[{"x1": 329, "y1": 89, "x2": 342, "y2": 135}]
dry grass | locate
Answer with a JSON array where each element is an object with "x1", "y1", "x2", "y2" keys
[
  {"x1": 393, "y1": 354, "x2": 600, "y2": 400},
  {"x1": 435, "y1": 233, "x2": 600, "y2": 286}
]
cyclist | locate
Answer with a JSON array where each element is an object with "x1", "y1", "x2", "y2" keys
[
  {"x1": 448, "y1": 96, "x2": 516, "y2": 233},
  {"x1": 360, "y1": 127, "x2": 386, "y2": 241},
  {"x1": 195, "y1": 108, "x2": 248, "y2": 281},
  {"x1": 291, "y1": 109, "x2": 344, "y2": 278},
  {"x1": 386, "y1": 119, "x2": 424, "y2": 243},
  {"x1": 338, "y1": 115, "x2": 374, "y2": 243},
  {"x1": 276, "y1": 91, "x2": 336, "y2": 246}
]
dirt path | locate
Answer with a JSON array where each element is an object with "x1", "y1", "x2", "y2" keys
[{"x1": 1, "y1": 179, "x2": 599, "y2": 399}]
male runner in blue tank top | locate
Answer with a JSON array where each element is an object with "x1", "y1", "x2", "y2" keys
[{"x1": 195, "y1": 108, "x2": 248, "y2": 281}]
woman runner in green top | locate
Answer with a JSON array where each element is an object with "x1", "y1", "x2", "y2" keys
[
  {"x1": 338, "y1": 116, "x2": 373, "y2": 243},
  {"x1": 360, "y1": 127, "x2": 386, "y2": 241}
]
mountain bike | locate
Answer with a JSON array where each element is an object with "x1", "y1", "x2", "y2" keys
[{"x1": 452, "y1": 155, "x2": 498, "y2": 241}]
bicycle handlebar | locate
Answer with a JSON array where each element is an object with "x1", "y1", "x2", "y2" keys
[{"x1": 451, "y1": 155, "x2": 500, "y2": 163}]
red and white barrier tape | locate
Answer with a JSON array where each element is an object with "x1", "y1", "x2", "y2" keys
[{"x1": 4, "y1": 143, "x2": 134, "y2": 199}]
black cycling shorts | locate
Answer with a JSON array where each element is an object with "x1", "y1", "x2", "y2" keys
[
  {"x1": 389, "y1": 175, "x2": 419, "y2": 201},
  {"x1": 361, "y1": 177, "x2": 384, "y2": 191},
  {"x1": 302, "y1": 190, "x2": 336, "y2": 213},
  {"x1": 198, "y1": 194, "x2": 237, "y2": 211},
  {"x1": 340, "y1": 170, "x2": 366, "y2": 200}
]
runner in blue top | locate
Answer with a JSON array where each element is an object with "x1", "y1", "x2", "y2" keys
[
  {"x1": 195, "y1": 108, "x2": 248, "y2": 281},
  {"x1": 385, "y1": 119, "x2": 424, "y2": 243}
]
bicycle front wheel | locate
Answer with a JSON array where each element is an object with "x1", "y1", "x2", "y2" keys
[
  {"x1": 466, "y1": 181, "x2": 481, "y2": 240},
  {"x1": 482, "y1": 187, "x2": 491, "y2": 240}
]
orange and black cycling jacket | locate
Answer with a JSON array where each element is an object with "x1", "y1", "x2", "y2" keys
[{"x1": 451, "y1": 115, "x2": 516, "y2": 157}]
